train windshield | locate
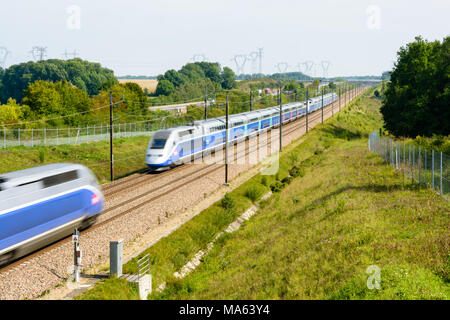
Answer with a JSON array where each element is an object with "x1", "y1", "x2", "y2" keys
[{"x1": 151, "y1": 139, "x2": 167, "y2": 149}]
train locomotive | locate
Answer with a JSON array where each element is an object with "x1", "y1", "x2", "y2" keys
[
  {"x1": 0, "y1": 163, "x2": 104, "y2": 266},
  {"x1": 146, "y1": 92, "x2": 338, "y2": 169}
]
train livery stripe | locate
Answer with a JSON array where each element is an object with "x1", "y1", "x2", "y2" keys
[
  {"x1": 0, "y1": 185, "x2": 102, "y2": 217},
  {"x1": 0, "y1": 216, "x2": 85, "y2": 255}
]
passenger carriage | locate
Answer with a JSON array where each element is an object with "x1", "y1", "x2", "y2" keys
[
  {"x1": 146, "y1": 93, "x2": 338, "y2": 169},
  {"x1": 0, "y1": 163, "x2": 103, "y2": 265}
]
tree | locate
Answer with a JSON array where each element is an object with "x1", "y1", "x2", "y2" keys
[
  {"x1": 312, "y1": 79, "x2": 320, "y2": 88},
  {"x1": 155, "y1": 79, "x2": 175, "y2": 96},
  {"x1": 221, "y1": 67, "x2": 236, "y2": 89},
  {"x1": 22, "y1": 80, "x2": 93, "y2": 125},
  {"x1": 0, "y1": 67, "x2": 4, "y2": 102},
  {"x1": 179, "y1": 63, "x2": 205, "y2": 82},
  {"x1": 0, "y1": 59, "x2": 116, "y2": 103},
  {"x1": 380, "y1": 36, "x2": 449, "y2": 137},
  {"x1": 0, "y1": 98, "x2": 23, "y2": 125},
  {"x1": 381, "y1": 71, "x2": 391, "y2": 81}
]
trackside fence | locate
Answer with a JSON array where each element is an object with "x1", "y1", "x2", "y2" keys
[
  {"x1": 0, "y1": 118, "x2": 194, "y2": 149},
  {"x1": 368, "y1": 131, "x2": 449, "y2": 201}
]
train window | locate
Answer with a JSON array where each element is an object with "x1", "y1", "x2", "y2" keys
[
  {"x1": 17, "y1": 180, "x2": 41, "y2": 187},
  {"x1": 151, "y1": 139, "x2": 167, "y2": 149},
  {"x1": 0, "y1": 178, "x2": 6, "y2": 190},
  {"x1": 212, "y1": 125, "x2": 225, "y2": 131},
  {"x1": 42, "y1": 170, "x2": 79, "y2": 188}
]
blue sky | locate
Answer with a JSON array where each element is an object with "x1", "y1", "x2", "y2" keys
[{"x1": 1, "y1": 0, "x2": 449, "y2": 77}]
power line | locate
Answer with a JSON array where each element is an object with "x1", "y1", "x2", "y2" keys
[
  {"x1": 62, "y1": 50, "x2": 79, "y2": 59},
  {"x1": 30, "y1": 46, "x2": 47, "y2": 61},
  {"x1": 232, "y1": 54, "x2": 248, "y2": 75}
]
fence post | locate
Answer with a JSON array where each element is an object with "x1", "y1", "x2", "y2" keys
[
  {"x1": 44, "y1": 127, "x2": 46, "y2": 146},
  {"x1": 432, "y1": 150, "x2": 435, "y2": 190},
  {"x1": 391, "y1": 140, "x2": 394, "y2": 166},
  {"x1": 31, "y1": 128, "x2": 34, "y2": 147},
  {"x1": 440, "y1": 152, "x2": 443, "y2": 195},
  {"x1": 395, "y1": 142, "x2": 399, "y2": 170},
  {"x1": 413, "y1": 145, "x2": 415, "y2": 181},
  {"x1": 56, "y1": 127, "x2": 59, "y2": 145},
  {"x1": 418, "y1": 147, "x2": 421, "y2": 185},
  {"x1": 403, "y1": 143, "x2": 406, "y2": 172},
  {"x1": 424, "y1": 150, "x2": 427, "y2": 186},
  {"x1": 3, "y1": 128, "x2": 5, "y2": 148},
  {"x1": 18, "y1": 128, "x2": 20, "y2": 146}
]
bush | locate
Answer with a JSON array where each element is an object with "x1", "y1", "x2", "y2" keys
[
  {"x1": 244, "y1": 185, "x2": 265, "y2": 202},
  {"x1": 221, "y1": 193, "x2": 235, "y2": 210},
  {"x1": 39, "y1": 149, "x2": 46, "y2": 163},
  {"x1": 270, "y1": 181, "x2": 285, "y2": 193},
  {"x1": 261, "y1": 176, "x2": 268, "y2": 186},
  {"x1": 281, "y1": 176, "x2": 293, "y2": 185},
  {"x1": 289, "y1": 166, "x2": 305, "y2": 178}
]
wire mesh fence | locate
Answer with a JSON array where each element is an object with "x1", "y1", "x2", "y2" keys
[
  {"x1": 0, "y1": 118, "x2": 194, "y2": 149},
  {"x1": 368, "y1": 131, "x2": 449, "y2": 200}
]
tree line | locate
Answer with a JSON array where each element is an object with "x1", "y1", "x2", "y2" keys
[
  {"x1": 380, "y1": 36, "x2": 449, "y2": 137},
  {"x1": 0, "y1": 58, "x2": 117, "y2": 103},
  {"x1": 0, "y1": 60, "x2": 239, "y2": 128},
  {"x1": 153, "y1": 62, "x2": 236, "y2": 99}
]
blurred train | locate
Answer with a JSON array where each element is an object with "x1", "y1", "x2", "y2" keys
[
  {"x1": 0, "y1": 163, "x2": 104, "y2": 266},
  {"x1": 146, "y1": 92, "x2": 338, "y2": 169}
]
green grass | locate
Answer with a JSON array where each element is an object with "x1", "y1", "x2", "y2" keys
[
  {"x1": 148, "y1": 88, "x2": 449, "y2": 300},
  {"x1": 77, "y1": 87, "x2": 449, "y2": 300},
  {"x1": 0, "y1": 136, "x2": 150, "y2": 183},
  {"x1": 75, "y1": 277, "x2": 139, "y2": 300}
]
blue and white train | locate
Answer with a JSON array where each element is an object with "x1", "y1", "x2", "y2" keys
[
  {"x1": 146, "y1": 92, "x2": 338, "y2": 169},
  {"x1": 0, "y1": 163, "x2": 104, "y2": 265}
]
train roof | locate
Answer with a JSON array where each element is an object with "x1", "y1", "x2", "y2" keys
[{"x1": 0, "y1": 163, "x2": 85, "y2": 186}]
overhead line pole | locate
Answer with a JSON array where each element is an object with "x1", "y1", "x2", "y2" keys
[
  {"x1": 109, "y1": 92, "x2": 114, "y2": 181},
  {"x1": 306, "y1": 88, "x2": 309, "y2": 133},
  {"x1": 204, "y1": 86, "x2": 207, "y2": 120},
  {"x1": 224, "y1": 92, "x2": 229, "y2": 186},
  {"x1": 321, "y1": 88, "x2": 324, "y2": 124},
  {"x1": 279, "y1": 87, "x2": 283, "y2": 152},
  {"x1": 339, "y1": 87, "x2": 341, "y2": 112},
  {"x1": 109, "y1": 90, "x2": 123, "y2": 182}
]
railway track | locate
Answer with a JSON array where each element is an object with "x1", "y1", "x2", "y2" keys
[{"x1": 0, "y1": 89, "x2": 361, "y2": 277}]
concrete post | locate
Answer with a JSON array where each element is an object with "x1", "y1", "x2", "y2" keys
[{"x1": 110, "y1": 239, "x2": 123, "y2": 277}]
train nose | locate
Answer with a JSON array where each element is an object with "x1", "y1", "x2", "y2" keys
[{"x1": 146, "y1": 153, "x2": 165, "y2": 164}]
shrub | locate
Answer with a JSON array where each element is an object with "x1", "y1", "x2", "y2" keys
[
  {"x1": 221, "y1": 193, "x2": 235, "y2": 210},
  {"x1": 244, "y1": 185, "x2": 265, "y2": 202},
  {"x1": 281, "y1": 176, "x2": 293, "y2": 185},
  {"x1": 39, "y1": 149, "x2": 46, "y2": 163},
  {"x1": 261, "y1": 176, "x2": 268, "y2": 186},
  {"x1": 289, "y1": 166, "x2": 305, "y2": 178},
  {"x1": 270, "y1": 181, "x2": 285, "y2": 193}
]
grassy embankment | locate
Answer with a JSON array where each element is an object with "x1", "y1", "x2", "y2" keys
[
  {"x1": 77, "y1": 87, "x2": 449, "y2": 300},
  {"x1": 0, "y1": 136, "x2": 150, "y2": 183}
]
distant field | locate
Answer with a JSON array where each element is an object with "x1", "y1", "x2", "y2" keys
[{"x1": 118, "y1": 79, "x2": 158, "y2": 93}]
